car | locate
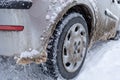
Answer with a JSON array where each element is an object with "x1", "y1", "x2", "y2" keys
[{"x1": 0, "y1": 0, "x2": 120, "y2": 79}]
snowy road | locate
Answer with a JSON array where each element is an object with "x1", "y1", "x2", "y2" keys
[
  {"x1": 0, "y1": 39, "x2": 120, "y2": 80},
  {"x1": 77, "y1": 39, "x2": 120, "y2": 80}
]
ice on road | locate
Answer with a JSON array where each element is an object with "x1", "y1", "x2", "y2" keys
[{"x1": 0, "y1": 39, "x2": 120, "y2": 80}]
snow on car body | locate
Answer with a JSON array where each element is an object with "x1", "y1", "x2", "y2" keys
[{"x1": 0, "y1": 0, "x2": 120, "y2": 79}]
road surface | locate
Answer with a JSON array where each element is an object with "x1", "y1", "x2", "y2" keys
[{"x1": 0, "y1": 39, "x2": 120, "y2": 80}]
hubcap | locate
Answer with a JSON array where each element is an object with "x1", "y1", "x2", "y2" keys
[{"x1": 63, "y1": 23, "x2": 87, "y2": 72}]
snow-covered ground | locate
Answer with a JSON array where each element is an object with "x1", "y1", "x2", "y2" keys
[
  {"x1": 0, "y1": 39, "x2": 120, "y2": 80},
  {"x1": 0, "y1": 56, "x2": 52, "y2": 80},
  {"x1": 77, "y1": 39, "x2": 120, "y2": 80}
]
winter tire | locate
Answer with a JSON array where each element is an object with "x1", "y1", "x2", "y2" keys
[{"x1": 42, "y1": 13, "x2": 89, "y2": 79}]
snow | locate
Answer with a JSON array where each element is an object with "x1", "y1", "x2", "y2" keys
[
  {"x1": 20, "y1": 50, "x2": 40, "y2": 59},
  {"x1": 0, "y1": 0, "x2": 120, "y2": 79},
  {"x1": 0, "y1": 39, "x2": 120, "y2": 80},
  {"x1": 46, "y1": 0, "x2": 73, "y2": 23},
  {"x1": 0, "y1": 56, "x2": 52, "y2": 80},
  {"x1": 76, "y1": 40, "x2": 120, "y2": 80}
]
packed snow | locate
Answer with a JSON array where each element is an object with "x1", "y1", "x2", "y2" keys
[
  {"x1": 0, "y1": 39, "x2": 120, "y2": 80},
  {"x1": 19, "y1": 50, "x2": 40, "y2": 59}
]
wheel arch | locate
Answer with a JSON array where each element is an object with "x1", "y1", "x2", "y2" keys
[
  {"x1": 51, "y1": 3, "x2": 94, "y2": 42},
  {"x1": 43, "y1": 3, "x2": 94, "y2": 79},
  {"x1": 65, "y1": 4, "x2": 94, "y2": 38}
]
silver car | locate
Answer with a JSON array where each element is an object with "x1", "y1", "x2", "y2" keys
[{"x1": 0, "y1": 0, "x2": 120, "y2": 79}]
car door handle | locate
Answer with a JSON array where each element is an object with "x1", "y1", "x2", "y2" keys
[{"x1": 105, "y1": 9, "x2": 118, "y2": 20}]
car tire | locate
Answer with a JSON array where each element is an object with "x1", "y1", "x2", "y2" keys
[{"x1": 42, "y1": 12, "x2": 89, "y2": 79}]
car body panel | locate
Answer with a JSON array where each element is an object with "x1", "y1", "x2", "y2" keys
[
  {"x1": 0, "y1": 0, "x2": 119, "y2": 59},
  {"x1": 0, "y1": 0, "x2": 50, "y2": 56}
]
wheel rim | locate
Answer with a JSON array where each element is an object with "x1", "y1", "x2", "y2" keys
[{"x1": 62, "y1": 23, "x2": 87, "y2": 73}]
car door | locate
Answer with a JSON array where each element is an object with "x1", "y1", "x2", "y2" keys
[
  {"x1": 111, "y1": 0, "x2": 120, "y2": 17},
  {"x1": 110, "y1": 0, "x2": 120, "y2": 30},
  {"x1": 95, "y1": 0, "x2": 119, "y2": 41},
  {"x1": 105, "y1": 0, "x2": 120, "y2": 38},
  {"x1": 92, "y1": 0, "x2": 112, "y2": 41}
]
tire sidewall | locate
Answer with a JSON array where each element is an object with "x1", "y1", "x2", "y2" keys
[{"x1": 56, "y1": 13, "x2": 89, "y2": 79}]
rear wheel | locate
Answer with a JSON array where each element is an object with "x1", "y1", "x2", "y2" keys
[{"x1": 42, "y1": 13, "x2": 89, "y2": 79}]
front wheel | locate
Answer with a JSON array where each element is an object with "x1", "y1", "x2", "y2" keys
[{"x1": 43, "y1": 13, "x2": 89, "y2": 79}]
